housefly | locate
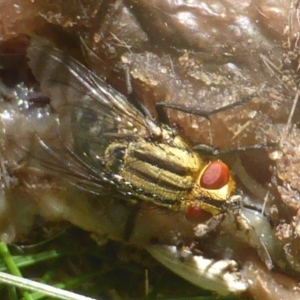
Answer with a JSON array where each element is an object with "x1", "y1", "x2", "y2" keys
[
  {"x1": 24, "y1": 36, "x2": 236, "y2": 222},
  {"x1": 2, "y1": 36, "x2": 273, "y2": 273}
]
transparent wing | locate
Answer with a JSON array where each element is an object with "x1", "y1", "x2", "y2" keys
[{"x1": 25, "y1": 37, "x2": 161, "y2": 194}]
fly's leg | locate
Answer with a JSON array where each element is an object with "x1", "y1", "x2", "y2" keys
[
  {"x1": 155, "y1": 92, "x2": 258, "y2": 119},
  {"x1": 155, "y1": 101, "x2": 173, "y2": 126},
  {"x1": 155, "y1": 92, "x2": 277, "y2": 152},
  {"x1": 123, "y1": 65, "x2": 155, "y2": 119},
  {"x1": 123, "y1": 204, "x2": 141, "y2": 242},
  {"x1": 124, "y1": 68, "x2": 258, "y2": 125},
  {"x1": 192, "y1": 143, "x2": 276, "y2": 156}
]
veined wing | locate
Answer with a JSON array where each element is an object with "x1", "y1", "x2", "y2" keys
[
  {"x1": 27, "y1": 37, "x2": 161, "y2": 141},
  {"x1": 25, "y1": 37, "x2": 163, "y2": 194}
]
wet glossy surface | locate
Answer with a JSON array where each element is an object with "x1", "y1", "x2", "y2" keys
[{"x1": 1, "y1": 0, "x2": 300, "y2": 298}]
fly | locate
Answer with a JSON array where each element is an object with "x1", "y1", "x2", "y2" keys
[
  {"x1": 17, "y1": 36, "x2": 275, "y2": 271},
  {"x1": 25, "y1": 37, "x2": 236, "y2": 221}
]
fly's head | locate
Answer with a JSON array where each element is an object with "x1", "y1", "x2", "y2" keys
[
  {"x1": 182, "y1": 157, "x2": 275, "y2": 270},
  {"x1": 183, "y1": 160, "x2": 236, "y2": 223}
]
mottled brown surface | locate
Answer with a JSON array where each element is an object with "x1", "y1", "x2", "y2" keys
[{"x1": 1, "y1": 0, "x2": 300, "y2": 298}]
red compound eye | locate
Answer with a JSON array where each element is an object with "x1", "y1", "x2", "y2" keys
[
  {"x1": 200, "y1": 161, "x2": 230, "y2": 190},
  {"x1": 185, "y1": 205, "x2": 212, "y2": 224}
]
